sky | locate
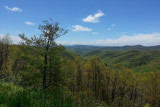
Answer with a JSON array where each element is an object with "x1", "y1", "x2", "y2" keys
[{"x1": 1, "y1": 0, "x2": 160, "y2": 46}]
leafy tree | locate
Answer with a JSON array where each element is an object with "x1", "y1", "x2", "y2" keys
[
  {"x1": 144, "y1": 71, "x2": 160, "y2": 106},
  {"x1": 0, "y1": 34, "x2": 12, "y2": 79},
  {"x1": 19, "y1": 19, "x2": 68, "y2": 89},
  {"x1": 74, "y1": 57, "x2": 83, "y2": 92}
]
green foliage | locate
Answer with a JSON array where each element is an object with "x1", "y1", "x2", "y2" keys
[
  {"x1": 144, "y1": 103, "x2": 150, "y2": 107},
  {"x1": 2, "y1": 22, "x2": 160, "y2": 107},
  {"x1": 0, "y1": 82, "x2": 76, "y2": 107},
  {"x1": 19, "y1": 19, "x2": 68, "y2": 89},
  {"x1": 81, "y1": 50, "x2": 160, "y2": 72}
]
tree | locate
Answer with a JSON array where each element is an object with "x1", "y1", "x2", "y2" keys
[
  {"x1": 0, "y1": 34, "x2": 12, "y2": 79},
  {"x1": 85, "y1": 57, "x2": 106, "y2": 103},
  {"x1": 74, "y1": 57, "x2": 83, "y2": 92},
  {"x1": 144, "y1": 71, "x2": 160, "y2": 106},
  {"x1": 19, "y1": 19, "x2": 68, "y2": 89}
]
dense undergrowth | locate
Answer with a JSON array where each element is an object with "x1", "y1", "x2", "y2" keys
[{"x1": 0, "y1": 82, "x2": 76, "y2": 107}]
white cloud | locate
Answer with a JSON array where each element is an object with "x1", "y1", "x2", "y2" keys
[
  {"x1": 107, "y1": 28, "x2": 112, "y2": 31},
  {"x1": 72, "y1": 25, "x2": 92, "y2": 32},
  {"x1": 112, "y1": 24, "x2": 116, "y2": 27},
  {"x1": 94, "y1": 33, "x2": 160, "y2": 46},
  {"x1": 0, "y1": 33, "x2": 22, "y2": 44},
  {"x1": 25, "y1": 22, "x2": 35, "y2": 26},
  {"x1": 57, "y1": 33, "x2": 160, "y2": 46},
  {"x1": 92, "y1": 32, "x2": 98, "y2": 35},
  {"x1": 5, "y1": 6, "x2": 22, "y2": 12},
  {"x1": 10, "y1": 36, "x2": 22, "y2": 44},
  {"x1": 107, "y1": 24, "x2": 116, "y2": 31},
  {"x1": 82, "y1": 10, "x2": 104, "y2": 23}
]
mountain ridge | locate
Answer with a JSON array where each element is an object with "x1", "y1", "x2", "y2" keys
[{"x1": 66, "y1": 45, "x2": 160, "y2": 54}]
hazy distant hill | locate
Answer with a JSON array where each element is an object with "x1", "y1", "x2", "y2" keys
[
  {"x1": 66, "y1": 45, "x2": 160, "y2": 54},
  {"x1": 66, "y1": 45, "x2": 104, "y2": 54}
]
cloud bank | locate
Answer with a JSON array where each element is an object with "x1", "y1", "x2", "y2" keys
[
  {"x1": 57, "y1": 33, "x2": 160, "y2": 46},
  {"x1": 0, "y1": 34, "x2": 22, "y2": 44},
  {"x1": 1, "y1": 33, "x2": 160, "y2": 46},
  {"x1": 82, "y1": 10, "x2": 104, "y2": 23},
  {"x1": 94, "y1": 33, "x2": 160, "y2": 46}
]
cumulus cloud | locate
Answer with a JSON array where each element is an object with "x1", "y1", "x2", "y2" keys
[
  {"x1": 5, "y1": 6, "x2": 22, "y2": 12},
  {"x1": 25, "y1": 22, "x2": 35, "y2": 26},
  {"x1": 92, "y1": 32, "x2": 98, "y2": 35},
  {"x1": 0, "y1": 33, "x2": 22, "y2": 44},
  {"x1": 82, "y1": 10, "x2": 104, "y2": 23},
  {"x1": 72, "y1": 25, "x2": 92, "y2": 32}
]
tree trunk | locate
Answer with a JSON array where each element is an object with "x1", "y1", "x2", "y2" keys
[{"x1": 43, "y1": 46, "x2": 49, "y2": 90}]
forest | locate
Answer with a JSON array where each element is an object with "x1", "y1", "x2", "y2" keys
[{"x1": 0, "y1": 20, "x2": 160, "y2": 107}]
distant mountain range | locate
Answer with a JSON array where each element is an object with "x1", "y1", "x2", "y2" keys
[
  {"x1": 66, "y1": 45, "x2": 160, "y2": 54},
  {"x1": 66, "y1": 45, "x2": 160, "y2": 72}
]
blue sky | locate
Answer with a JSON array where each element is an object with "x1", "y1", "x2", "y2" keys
[{"x1": 1, "y1": 0, "x2": 160, "y2": 46}]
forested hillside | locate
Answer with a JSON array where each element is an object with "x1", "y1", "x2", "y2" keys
[
  {"x1": 67, "y1": 45, "x2": 160, "y2": 72},
  {"x1": 67, "y1": 45, "x2": 160, "y2": 54},
  {"x1": 84, "y1": 50, "x2": 160, "y2": 72},
  {"x1": 1, "y1": 20, "x2": 160, "y2": 107}
]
